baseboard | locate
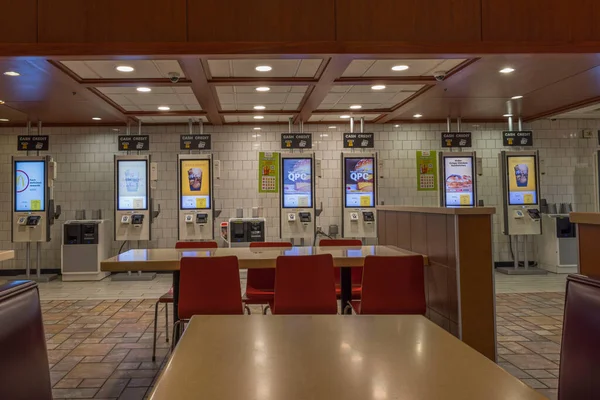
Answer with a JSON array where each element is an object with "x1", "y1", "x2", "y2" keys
[
  {"x1": 0, "y1": 268, "x2": 62, "y2": 276},
  {"x1": 494, "y1": 261, "x2": 536, "y2": 268}
]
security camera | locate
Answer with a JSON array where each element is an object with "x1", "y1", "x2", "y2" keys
[
  {"x1": 433, "y1": 71, "x2": 447, "y2": 82},
  {"x1": 167, "y1": 72, "x2": 180, "y2": 83}
]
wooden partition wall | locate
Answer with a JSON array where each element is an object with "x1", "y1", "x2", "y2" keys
[
  {"x1": 377, "y1": 206, "x2": 497, "y2": 361},
  {"x1": 569, "y1": 213, "x2": 600, "y2": 278}
]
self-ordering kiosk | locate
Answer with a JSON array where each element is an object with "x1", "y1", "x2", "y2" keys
[
  {"x1": 439, "y1": 151, "x2": 477, "y2": 207},
  {"x1": 280, "y1": 153, "x2": 316, "y2": 245},
  {"x1": 114, "y1": 155, "x2": 152, "y2": 241},
  {"x1": 341, "y1": 153, "x2": 377, "y2": 238},
  {"x1": 178, "y1": 154, "x2": 214, "y2": 241}
]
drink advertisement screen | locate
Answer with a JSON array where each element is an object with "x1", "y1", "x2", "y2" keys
[
  {"x1": 180, "y1": 159, "x2": 211, "y2": 209},
  {"x1": 117, "y1": 160, "x2": 148, "y2": 210},
  {"x1": 444, "y1": 157, "x2": 474, "y2": 207},
  {"x1": 344, "y1": 157, "x2": 375, "y2": 208},
  {"x1": 507, "y1": 155, "x2": 537, "y2": 205},
  {"x1": 14, "y1": 160, "x2": 45, "y2": 212},
  {"x1": 282, "y1": 158, "x2": 313, "y2": 208}
]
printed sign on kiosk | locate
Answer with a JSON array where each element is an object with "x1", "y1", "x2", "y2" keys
[
  {"x1": 342, "y1": 154, "x2": 377, "y2": 238},
  {"x1": 280, "y1": 154, "x2": 315, "y2": 244},
  {"x1": 439, "y1": 152, "x2": 477, "y2": 207},
  {"x1": 114, "y1": 155, "x2": 151, "y2": 241},
  {"x1": 178, "y1": 154, "x2": 214, "y2": 240}
]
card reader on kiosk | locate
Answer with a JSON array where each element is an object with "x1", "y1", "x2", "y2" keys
[
  {"x1": 298, "y1": 212, "x2": 312, "y2": 224},
  {"x1": 341, "y1": 153, "x2": 378, "y2": 238},
  {"x1": 130, "y1": 214, "x2": 144, "y2": 227}
]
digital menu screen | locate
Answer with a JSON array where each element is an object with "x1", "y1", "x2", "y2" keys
[
  {"x1": 444, "y1": 157, "x2": 474, "y2": 207},
  {"x1": 345, "y1": 157, "x2": 375, "y2": 208},
  {"x1": 282, "y1": 158, "x2": 313, "y2": 208},
  {"x1": 14, "y1": 160, "x2": 45, "y2": 212},
  {"x1": 180, "y1": 159, "x2": 211, "y2": 209},
  {"x1": 507, "y1": 155, "x2": 537, "y2": 205},
  {"x1": 117, "y1": 160, "x2": 148, "y2": 210}
]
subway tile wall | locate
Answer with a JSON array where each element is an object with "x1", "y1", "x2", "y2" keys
[{"x1": 0, "y1": 119, "x2": 597, "y2": 270}]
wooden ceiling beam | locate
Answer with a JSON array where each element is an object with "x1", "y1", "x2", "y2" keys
[
  {"x1": 178, "y1": 57, "x2": 223, "y2": 125},
  {"x1": 80, "y1": 78, "x2": 192, "y2": 87},
  {"x1": 294, "y1": 56, "x2": 353, "y2": 124},
  {"x1": 125, "y1": 110, "x2": 205, "y2": 116}
]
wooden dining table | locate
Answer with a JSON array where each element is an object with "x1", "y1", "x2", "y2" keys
[
  {"x1": 101, "y1": 245, "x2": 427, "y2": 324},
  {"x1": 148, "y1": 315, "x2": 546, "y2": 400}
]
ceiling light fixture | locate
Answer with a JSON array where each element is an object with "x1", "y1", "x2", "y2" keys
[
  {"x1": 503, "y1": 114, "x2": 513, "y2": 117},
  {"x1": 321, "y1": 133, "x2": 329, "y2": 137},
  {"x1": 116, "y1": 65, "x2": 135, "y2": 73},
  {"x1": 413, "y1": 114, "x2": 423, "y2": 118},
  {"x1": 254, "y1": 115, "x2": 264, "y2": 120},
  {"x1": 158, "y1": 106, "x2": 170, "y2": 111},
  {"x1": 3, "y1": 71, "x2": 20, "y2": 77},
  {"x1": 350, "y1": 105, "x2": 362, "y2": 110},
  {"x1": 371, "y1": 85, "x2": 386, "y2": 90},
  {"x1": 0, "y1": 100, "x2": 4, "y2": 105},
  {"x1": 255, "y1": 87, "x2": 270, "y2": 92},
  {"x1": 137, "y1": 87, "x2": 151, "y2": 92},
  {"x1": 255, "y1": 66, "x2": 272, "y2": 72},
  {"x1": 0, "y1": 118, "x2": 9, "y2": 122},
  {"x1": 253, "y1": 127, "x2": 261, "y2": 130},
  {"x1": 253, "y1": 105, "x2": 266, "y2": 110},
  {"x1": 92, "y1": 117, "x2": 102, "y2": 121},
  {"x1": 511, "y1": 95, "x2": 523, "y2": 100},
  {"x1": 394, "y1": 124, "x2": 400, "y2": 128},
  {"x1": 328, "y1": 126, "x2": 336, "y2": 129},
  {"x1": 340, "y1": 115, "x2": 351, "y2": 119},
  {"x1": 391, "y1": 65, "x2": 409, "y2": 71},
  {"x1": 500, "y1": 67, "x2": 515, "y2": 74},
  {"x1": 252, "y1": 134, "x2": 261, "y2": 138}
]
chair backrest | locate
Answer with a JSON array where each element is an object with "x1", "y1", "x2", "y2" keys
[
  {"x1": 558, "y1": 274, "x2": 600, "y2": 400},
  {"x1": 176, "y1": 241, "x2": 218, "y2": 249},
  {"x1": 319, "y1": 239, "x2": 362, "y2": 246},
  {"x1": 178, "y1": 256, "x2": 243, "y2": 319},
  {"x1": 273, "y1": 254, "x2": 337, "y2": 314},
  {"x1": 359, "y1": 255, "x2": 426, "y2": 315},
  {"x1": 247, "y1": 242, "x2": 293, "y2": 290}
]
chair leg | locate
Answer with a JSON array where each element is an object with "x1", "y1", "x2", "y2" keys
[
  {"x1": 171, "y1": 320, "x2": 181, "y2": 352},
  {"x1": 263, "y1": 305, "x2": 270, "y2": 315},
  {"x1": 343, "y1": 301, "x2": 353, "y2": 315},
  {"x1": 152, "y1": 301, "x2": 159, "y2": 362},
  {"x1": 165, "y1": 302, "x2": 169, "y2": 343},
  {"x1": 244, "y1": 305, "x2": 251, "y2": 315}
]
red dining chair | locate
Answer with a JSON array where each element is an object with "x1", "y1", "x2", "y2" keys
[
  {"x1": 152, "y1": 241, "x2": 218, "y2": 361},
  {"x1": 270, "y1": 254, "x2": 337, "y2": 315},
  {"x1": 245, "y1": 242, "x2": 293, "y2": 315},
  {"x1": 172, "y1": 256, "x2": 243, "y2": 348},
  {"x1": 345, "y1": 255, "x2": 426, "y2": 315},
  {"x1": 319, "y1": 239, "x2": 363, "y2": 299}
]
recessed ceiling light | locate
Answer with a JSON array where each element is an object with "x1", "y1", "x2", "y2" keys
[
  {"x1": 255, "y1": 66, "x2": 272, "y2": 72},
  {"x1": 0, "y1": 118, "x2": 9, "y2": 122},
  {"x1": 340, "y1": 115, "x2": 351, "y2": 119},
  {"x1": 413, "y1": 114, "x2": 423, "y2": 118},
  {"x1": 254, "y1": 105, "x2": 266, "y2": 110},
  {"x1": 394, "y1": 124, "x2": 400, "y2": 128},
  {"x1": 254, "y1": 115, "x2": 264, "y2": 120},
  {"x1": 116, "y1": 65, "x2": 135, "y2": 73},
  {"x1": 253, "y1": 127, "x2": 261, "y2": 130},
  {"x1": 3, "y1": 71, "x2": 20, "y2": 77},
  {"x1": 137, "y1": 87, "x2": 151, "y2": 92},
  {"x1": 503, "y1": 114, "x2": 513, "y2": 117},
  {"x1": 328, "y1": 126, "x2": 336, "y2": 129},
  {"x1": 0, "y1": 100, "x2": 4, "y2": 105},
  {"x1": 371, "y1": 85, "x2": 386, "y2": 90},
  {"x1": 256, "y1": 87, "x2": 270, "y2": 92},
  {"x1": 92, "y1": 117, "x2": 102, "y2": 121},
  {"x1": 321, "y1": 133, "x2": 329, "y2": 137},
  {"x1": 511, "y1": 95, "x2": 523, "y2": 100},
  {"x1": 391, "y1": 65, "x2": 409, "y2": 71},
  {"x1": 500, "y1": 67, "x2": 515, "y2": 74},
  {"x1": 252, "y1": 134, "x2": 261, "y2": 138},
  {"x1": 350, "y1": 105, "x2": 362, "y2": 110},
  {"x1": 158, "y1": 106, "x2": 170, "y2": 111}
]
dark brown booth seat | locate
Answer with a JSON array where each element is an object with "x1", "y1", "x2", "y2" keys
[
  {"x1": 559, "y1": 274, "x2": 600, "y2": 400},
  {"x1": 0, "y1": 280, "x2": 52, "y2": 400}
]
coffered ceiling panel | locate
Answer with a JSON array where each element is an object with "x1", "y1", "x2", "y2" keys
[
  {"x1": 60, "y1": 60, "x2": 185, "y2": 79},
  {"x1": 342, "y1": 59, "x2": 466, "y2": 77},
  {"x1": 97, "y1": 86, "x2": 200, "y2": 112},
  {"x1": 138, "y1": 115, "x2": 207, "y2": 123},
  {"x1": 207, "y1": 59, "x2": 323, "y2": 78},
  {"x1": 216, "y1": 86, "x2": 308, "y2": 111},
  {"x1": 223, "y1": 115, "x2": 295, "y2": 123},
  {"x1": 318, "y1": 85, "x2": 424, "y2": 110},
  {"x1": 309, "y1": 114, "x2": 378, "y2": 122}
]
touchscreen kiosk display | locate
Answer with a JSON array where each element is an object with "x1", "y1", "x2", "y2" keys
[
  {"x1": 15, "y1": 160, "x2": 45, "y2": 212},
  {"x1": 444, "y1": 157, "x2": 474, "y2": 207},
  {"x1": 508, "y1": 155, "x2": 537, "y2": 205},
  {"x1": 345, "y1": 157, "x2": 375, "y2": 207},
  {"x1": 180, "y1": 159, "x2": 211, "y2": 209},
  {"x1": 282, "y1": 158, "x2": 313, "y2": 208},
  {"x1": 117, "y1": 160, "x2": 148, "y2": 210}
]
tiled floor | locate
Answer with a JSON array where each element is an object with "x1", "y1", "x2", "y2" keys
[{"x1": 37, "y1": 272, "x2": 567, "y2": 399}]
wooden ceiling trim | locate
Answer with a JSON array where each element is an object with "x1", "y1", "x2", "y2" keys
[
  {"x1": 179, "y1": 57, "x2": 223, "y2": 125},
  {"x1": 294, "y1": 56, "x2": 353, "y2": 124},
  {"x1": 125, "y1": 110, "x2": 205, "y2": 117},
  {"x1": 374, "y1": 85, "x2": 435, "y2": 123},
  {"x1": 523, "y1": 96, "x2": 600, "y2": 122},
  {"x1": 81, "y1": 78, "x2": 193, "y2": 88}
]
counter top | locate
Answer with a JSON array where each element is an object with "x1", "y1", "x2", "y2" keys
[
  {"x1": 569, "y1": 212, "x2": 600, "y2": 225},
  {"x1": 377, "y1": 206, "x2": 496, "y2": 215},
  {"x1": 0, "y1": 251, "x2": 15, "y2": 262}
]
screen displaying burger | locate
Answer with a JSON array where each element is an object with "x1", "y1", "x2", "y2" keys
[
  {"x1": 345, "y1": 157, "x2": 375, "y2": 208},
  {"x1": 443, "y1": 157, "x2": 474, "y2": 207},
  {"x1": 282, "y1": 158, "x2": 313, "y2": 208}
]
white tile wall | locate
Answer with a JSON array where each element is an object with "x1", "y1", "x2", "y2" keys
[{"x1": 0, "y1": 119, "x2": 597, "y2": 270}]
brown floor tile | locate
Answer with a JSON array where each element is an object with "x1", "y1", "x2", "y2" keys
[
  {"x1": 79, "y1": 378, "x2": 106, "y2": 388},
  {"x1": 95, "y1": 378, "x2": 129, "y2": 398},
  {"x1": 70, "y1": 344, "x2": 116, "y2": 357},
  {"x1": 127, "y1": 378, "x2": 153, "y2": 387},
  {"x1": 502, "y1": 342, "x2": 534, "y2": 354},
  {"x1": 110, "y1": 369, "x2": 158, "y2": 379},
  {"x1": 502, "y1": 354, "x2": 559, "y2": 370},
  {"x1": 525, "y1": 370, "x2": 555, "y2": 379},
  {"x1": 65, "y1": 363, "x2": 119, "y2": 379},
  {"x1": 539, "y1": 378, "x2": 559, "y2": 389},
  {"x1": 53, "y1": 356, "x2": 86, "y2": 372},
  {"x1": 520, "y1": 341, "x2": 561, "y2": 354},
  {"x1": 55, "y1": 378, "x2": 83, "y2": 389},
  {"x1": 499, "y1": 362, "x2": 531, "y2": 379},
  {"x1": 521, "y1": 378, "x2": 547, "y2": 389},
  {"x1": 537, "y1": 389, "x2": 558, "y2": 400},
  {"x1": 118, "y1": 387, "x2": 148, "y2": 400},
  {"x1": 51, "y1": 388, "x2": 99, "y2": 399},
  {"x1": 81, "y1": 356, "x2": 105, "y2": 363}
]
